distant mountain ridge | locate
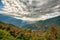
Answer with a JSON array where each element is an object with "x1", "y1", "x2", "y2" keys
[
  {"x1": 0, "y1": 14, "x2": 60, "y2": 30},
  {"x1": 25, "y1": 16, "x2": 60, "y2": 30},
  {"x1": 0, "y1": 14, "x2": 29, "y2": 28}
]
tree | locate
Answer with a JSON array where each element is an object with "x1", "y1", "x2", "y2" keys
[{"x1": 45, "y1": 25, "x2": 60, "y2": 40}]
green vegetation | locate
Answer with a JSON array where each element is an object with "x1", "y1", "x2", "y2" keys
[
  {"x1": 0, "y1": 21, "x2": 60, "y2": 40},
  {"x1": 0, "y1": 29, "x2": 19, "y2": 40}
]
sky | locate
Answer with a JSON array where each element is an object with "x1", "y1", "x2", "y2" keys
[
  {"x1": 0, "y1": 0, "x2": 3, "y2": 10},
  {"x1": 0, "y1": 0, "x2": 60, "y2": 22},
  {"x1": 0, "y1": 0, "x2": 3, "y2": 7}
]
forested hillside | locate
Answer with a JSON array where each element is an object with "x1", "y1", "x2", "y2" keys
[{"x1": 0, "y1": 21, "x2": 60, "y2": 40}]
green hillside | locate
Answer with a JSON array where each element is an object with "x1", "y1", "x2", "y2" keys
[{"x1": 0, "y1": 21, "x2": 60, "y2": 40}]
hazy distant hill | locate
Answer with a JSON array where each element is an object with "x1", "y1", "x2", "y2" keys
[
  {"x1": 0, "y1": 14, "x2": 60, "y2": 30},
  {"x1": 0, "y1": 14, "x2": 29, "y2": 28},
  {"x1": 25, "y1": 16, "x2": 60, "y2": 30}
]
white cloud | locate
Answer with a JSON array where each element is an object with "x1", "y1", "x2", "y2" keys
[{"x1": 0, "y1": 0, "x2": 60, "y2": 21}]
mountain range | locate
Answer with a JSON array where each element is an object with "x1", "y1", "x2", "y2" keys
[
  {"x1": 25, "y1": 16, "x2": 60, "y2": 30},
  {"x1": 0, "y1": 14, "x2": 29, "y2": 28},
  {"x1": 0, "y1": 14, "x2": 60, "y2": 30}
]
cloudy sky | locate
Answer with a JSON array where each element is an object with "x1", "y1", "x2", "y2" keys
[
  {"x1": 0, "y1": 0, "x2": 60, "y2": 21},
  {"x1": 0, "y1": 0, "x2": 3, "y2": 10}
]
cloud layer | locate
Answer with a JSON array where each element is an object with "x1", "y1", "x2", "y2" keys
[{"x1": 0, "y1": 0, "x2": 60, "y2": 21}]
